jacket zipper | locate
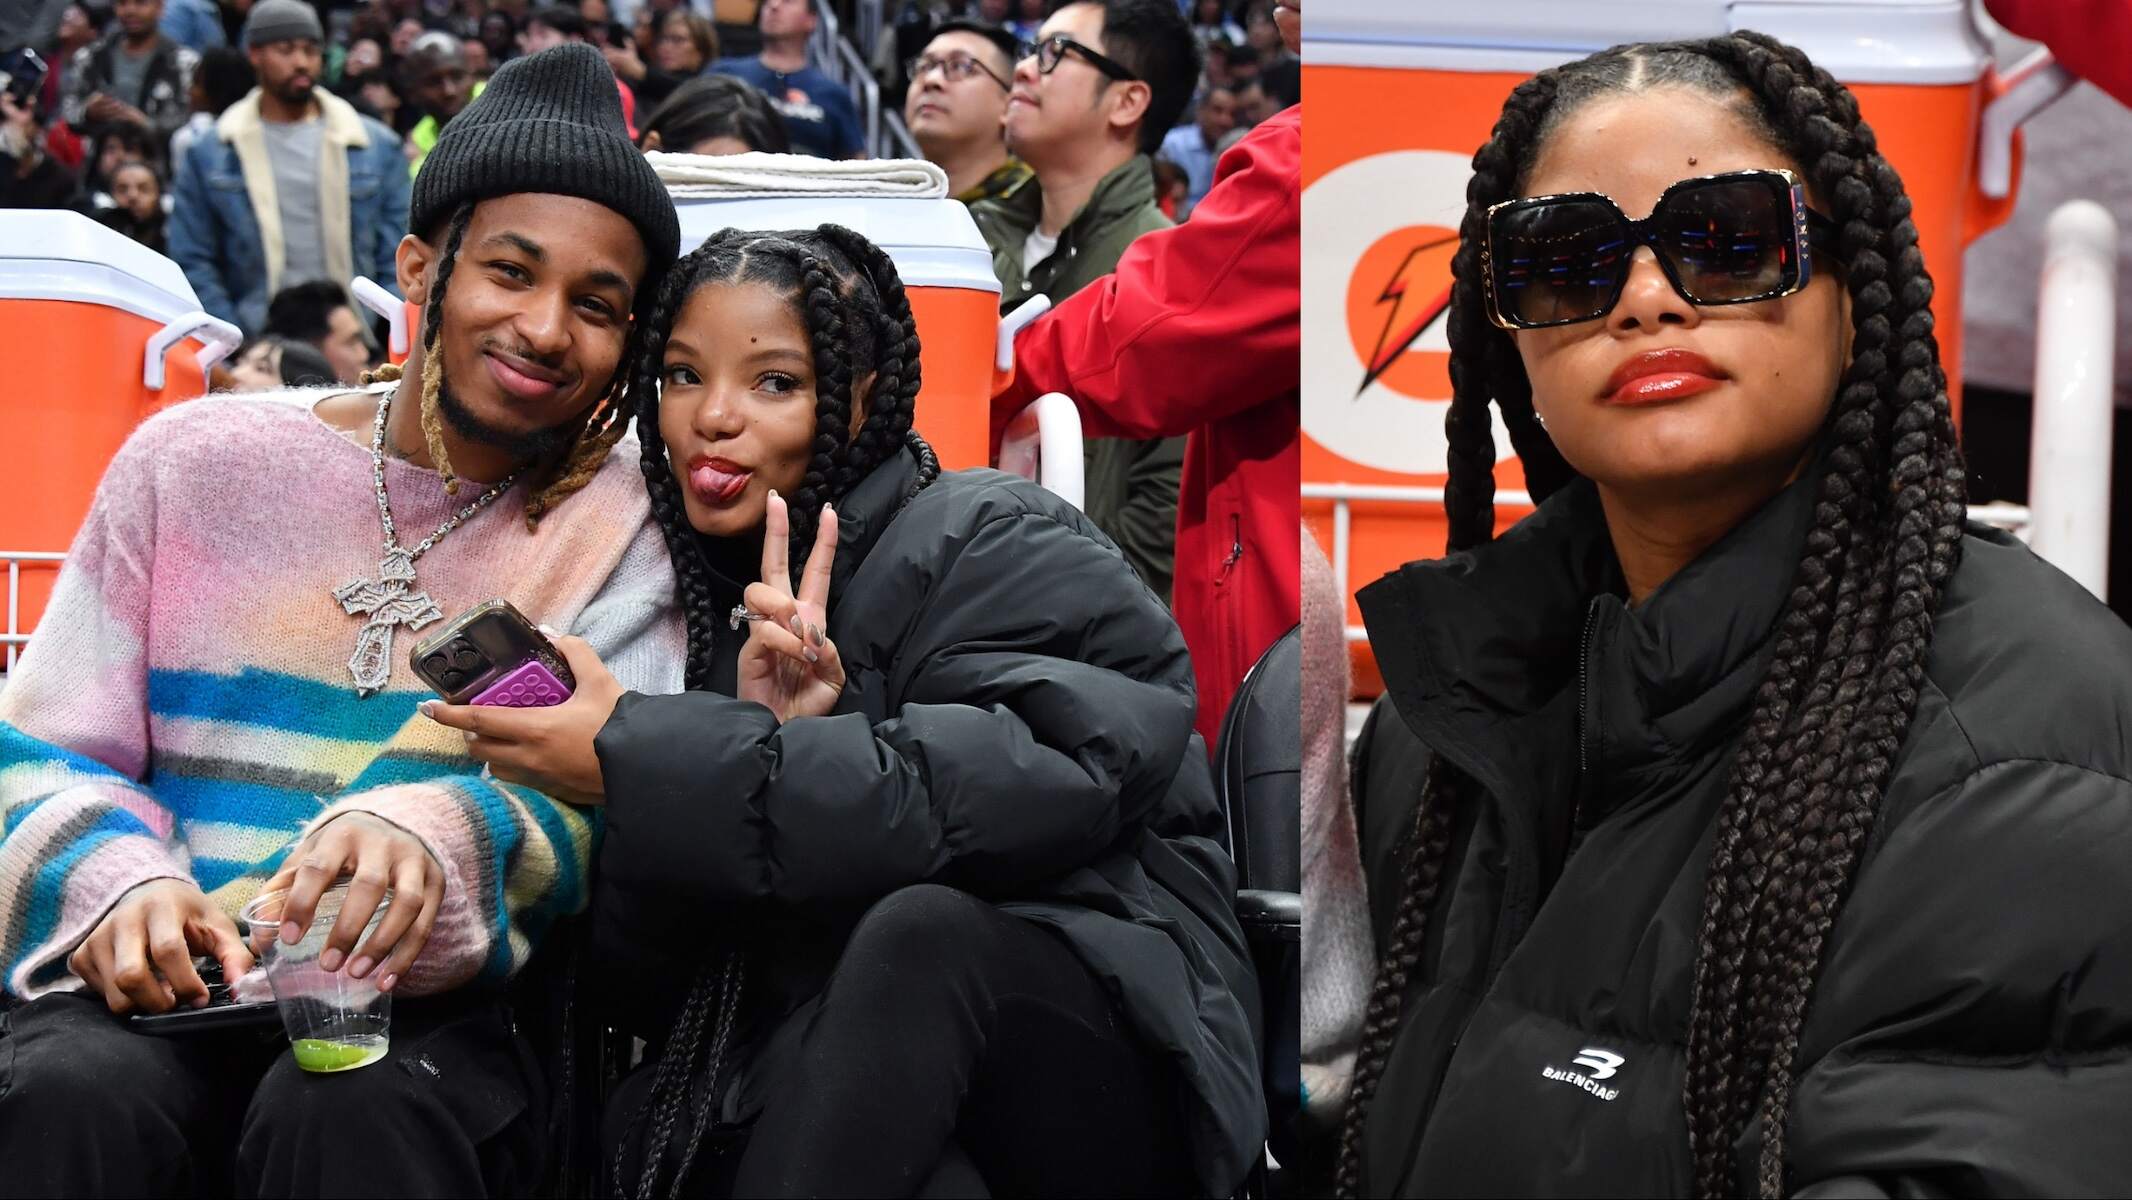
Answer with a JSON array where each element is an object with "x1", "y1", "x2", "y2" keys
[
  {"x1": 1217, "y1": 514, "x2": 1243, "y2": 582},
  {"x1": 1569, "y1": 598, "x2": 1605, "y2": 856},
  {"x1": 1576, "y1": 598, "x2": 1599, "y2": 774}
]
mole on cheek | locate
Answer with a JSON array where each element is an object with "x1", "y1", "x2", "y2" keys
[{"x1": 1688, "y1": 155, "x2": 1699, "y2": 167}]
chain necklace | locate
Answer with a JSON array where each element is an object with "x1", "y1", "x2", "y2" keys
[{"x1": 333, "y1": 385, "x2": 521, "y2": 695}]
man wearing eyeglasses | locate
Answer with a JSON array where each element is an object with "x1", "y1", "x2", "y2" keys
[
  {"x1": 903, "y1": 20, "x2": 1029, "y2": 206},
  {"x1": 972, "y1": 0, "x2": 1199, "y2": 607}
]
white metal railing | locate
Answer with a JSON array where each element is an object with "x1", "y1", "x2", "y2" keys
[
  {"x1": 811, "y1": 1, "x2": 886, "y2": 158},
  {"x1": 1303, "y1": 484, "x2": 2043, "y2": 644},
  {"x1": 852, "y1": 0, "x2": 884, "y2": 60},
  {"x1": 998, "y1": 392, "x2": 1086, "y2": 510},
  {"x1": 2026, "y1": 200, "x2": 2120, "y2": 599},
  {"x1": 881, "y1": 107, "x2": 922, "y2": 161},
  {"x1": 2, "y1": 552, "x2": 66, "y2": 675}
]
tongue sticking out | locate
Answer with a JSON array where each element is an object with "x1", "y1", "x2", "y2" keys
[{"x1": 691, "y1": 463, "x2": 750, "y2": 502}]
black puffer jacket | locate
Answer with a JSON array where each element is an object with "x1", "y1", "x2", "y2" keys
[
  {"x1": 592, "y1": 445, "x2": 1264, "y2": 1193},
  {"x1": 1350, "y1": 472, "x2": 2132, "y2": 1197}
]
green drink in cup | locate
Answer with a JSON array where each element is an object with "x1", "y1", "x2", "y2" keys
[{"x1": 240, "y1": 882, "x2": 393, "y2": 1072}]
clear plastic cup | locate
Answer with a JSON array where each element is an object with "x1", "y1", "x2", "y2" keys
[{"x1": 240, "y1": 883, "x2": 393, "y2": 1073}]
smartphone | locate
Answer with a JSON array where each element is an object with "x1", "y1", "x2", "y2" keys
[
  {"x1": 407, "y1": 599, "x2": 575, "y2": 707},
  {"x1": 0, "y1": 48, "x2": 48, "y2": 108},
  {"x1": 128, "y1": 954, "x2": 280, "y2": 1037}
]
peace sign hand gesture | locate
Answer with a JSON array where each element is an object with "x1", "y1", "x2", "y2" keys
[{"x1": 736, "y1": 491, "x2": 845, "y2": 723}]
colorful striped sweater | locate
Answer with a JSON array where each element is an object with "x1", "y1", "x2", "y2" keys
[{"x1": 0, "y1": 387, "x2": 684, "y2": 1000}]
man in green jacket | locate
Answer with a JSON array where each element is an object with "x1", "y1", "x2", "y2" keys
[{"x1": 973, "y1": 0, "x2": 1198, "y2": 602}]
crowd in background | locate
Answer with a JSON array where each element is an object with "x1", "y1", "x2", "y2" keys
[
  {"x1": 1, "y1": 0, "x2": 1297, "y2": 609},
  {"x1": 1, "y1": 0, "x2": 1294, "y2": 367}
]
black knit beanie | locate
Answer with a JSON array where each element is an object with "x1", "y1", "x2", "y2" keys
[{"x1": 410, "y1": 43, "x2": 679, "y2": 272}]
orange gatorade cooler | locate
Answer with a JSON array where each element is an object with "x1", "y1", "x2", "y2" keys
[
  {"x1": 1302, "y1": 0, "x2": 2063, "y2": 695},
  {"x1": 671, "y1": 189, "x2": 1005, "y2": 472},
  {"x1": 0, "y1": 211, "x2": 241, "y2": 670}
]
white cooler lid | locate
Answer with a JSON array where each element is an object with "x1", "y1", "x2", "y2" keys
[
  {"x1": 1308, "y1": 0, "x2": 1990, "y2": 85},
  {"x1": 673, "y1": 194, "x2": 1003, "y2": 295},
  {"x1": 0, "y1": 208, "x2": 207, "y2": 324}
]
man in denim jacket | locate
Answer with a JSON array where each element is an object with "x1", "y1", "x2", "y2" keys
[{"x1": 169, "y1": 0, "x2": 408, "y2": 337}]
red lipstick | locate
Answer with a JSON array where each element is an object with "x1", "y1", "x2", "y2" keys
[{"x1": 1601, "y1": 347, "x2": 1728, "y2": 407}]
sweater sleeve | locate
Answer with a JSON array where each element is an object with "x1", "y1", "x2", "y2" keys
[
  {"x1": 1300, "y1": 528, "x2": 1371, "y2": 1128},
  {"x1": 1782, "y1": 759, "x2": 2132, "y2": 1195},
  {"x1": 312, "y1": 514, "x2": 683, "y2": 996},
  {"x1": 0, "y1": 437, "x2": 192, "y2": 1000},
  {"x1": 991, "y1": 106, "x2": 1301, "y2": 442}
]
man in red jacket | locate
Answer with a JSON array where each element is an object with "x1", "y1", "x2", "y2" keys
[
  {"x1": 992, "y1": 98, "x2": 1300, "y2": 746},
  {"x1": 1984, "y1": 0, "x2": 2132, "y2": 108}
]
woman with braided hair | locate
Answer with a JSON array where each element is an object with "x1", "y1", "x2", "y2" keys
[
  {"x1": 1331, "y1": 30, "x2": 2132, "y2": 1199},
  {"x1": 445, "y1": 223, "x2": 1265, "y2": 1198}
]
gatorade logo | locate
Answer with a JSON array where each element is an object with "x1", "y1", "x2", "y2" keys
[
  {"x1": 1357, "y1": 230, "x2": 1458, "y2": 396},
  {"x1": 1303, "y1": 149, "x2": 1511, "y2": 474}
]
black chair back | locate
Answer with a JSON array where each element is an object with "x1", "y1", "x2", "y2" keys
[
  {"x1": 1213, "y1": 625, "x2": 1302, "y2": 1192},
  {"x1": 1217, "y1": 624, "x2": 1302, "y2": 894}
]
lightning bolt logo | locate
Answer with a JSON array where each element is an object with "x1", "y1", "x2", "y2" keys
[{"x1": 1357, "y1": 233, "x2": 1458, "y2": 398}]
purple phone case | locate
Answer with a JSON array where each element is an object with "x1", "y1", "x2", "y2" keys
[{"x1": 470, "y1": 660, "x2": 573, "y2": 707}]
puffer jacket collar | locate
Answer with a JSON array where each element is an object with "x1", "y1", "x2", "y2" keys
[{"x1": 1360, "y1": 468, "x2": 1818, "y2": 827}]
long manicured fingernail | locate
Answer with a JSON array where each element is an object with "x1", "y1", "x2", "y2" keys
[
  {"x1": 804, "y1": 647, "x2": 819, "y2": 664},
  {"x1": 379, "y1": 973, "x2": 399, "y2": 993},
  {"x1": 537, "y1": 624, "x2": 558, "y2": 637},
  {"x1": 280, "y1": 920, "x2": 300, "y2": 945},
  {"x1": 768, "y1": 488, "x2": 779, "y2": 500},
  {"x1": 791, "y1": 615, "x2": 804, "y2": 636},
  {"x1": 320, "y1": 948, "x2": 344, "y2": 972},
  {"x1": 349, "y1": 955, "x2": 375, "y2": 979},
  {"x1": 823, "y1": 502, "x2": 833, "y2": 515},
  {"x1": 418, "y1": 700, "x2": 437, "y2": 717}
]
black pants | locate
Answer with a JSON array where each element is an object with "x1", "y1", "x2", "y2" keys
[
  {"x1": 608, "y1": 884, "x2": 1197, "y2": 1199},
  {"x1": 0, "y1": 989, "x2": 548, "y2": 1198}
]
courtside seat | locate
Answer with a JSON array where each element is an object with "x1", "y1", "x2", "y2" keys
[{"x1": 1215, "y1": 624, "x2": 1302, "y2": 1193}]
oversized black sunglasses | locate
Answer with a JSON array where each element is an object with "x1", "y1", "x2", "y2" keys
[
  {"x1": 1482, "y1": 169, "x2": 1844, "y2": 330},
  {"x1": 1018, "y1": 33, "x2": 1140, "y2": 82}
]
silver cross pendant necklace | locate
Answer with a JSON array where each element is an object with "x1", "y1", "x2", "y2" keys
[{"x1": 335, "y1": 385, "x2": 520, "y2": 696}]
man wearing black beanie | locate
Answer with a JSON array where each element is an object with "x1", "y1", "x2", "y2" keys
[{"x1": 0, "y1": 44, "x2": 683, "y2": 1198}]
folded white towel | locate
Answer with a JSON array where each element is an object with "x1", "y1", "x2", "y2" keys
[{"x1": 650, "y1": 152, "x2": 950, "y2": 199}]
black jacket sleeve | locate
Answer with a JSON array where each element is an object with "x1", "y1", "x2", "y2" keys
[
  {"x1": 594, "y1": 502, "x2": 1198, "y2": 914},
  {"x1": 1783, "y1": 759, "x2": 2132, "y2": 1197}
]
